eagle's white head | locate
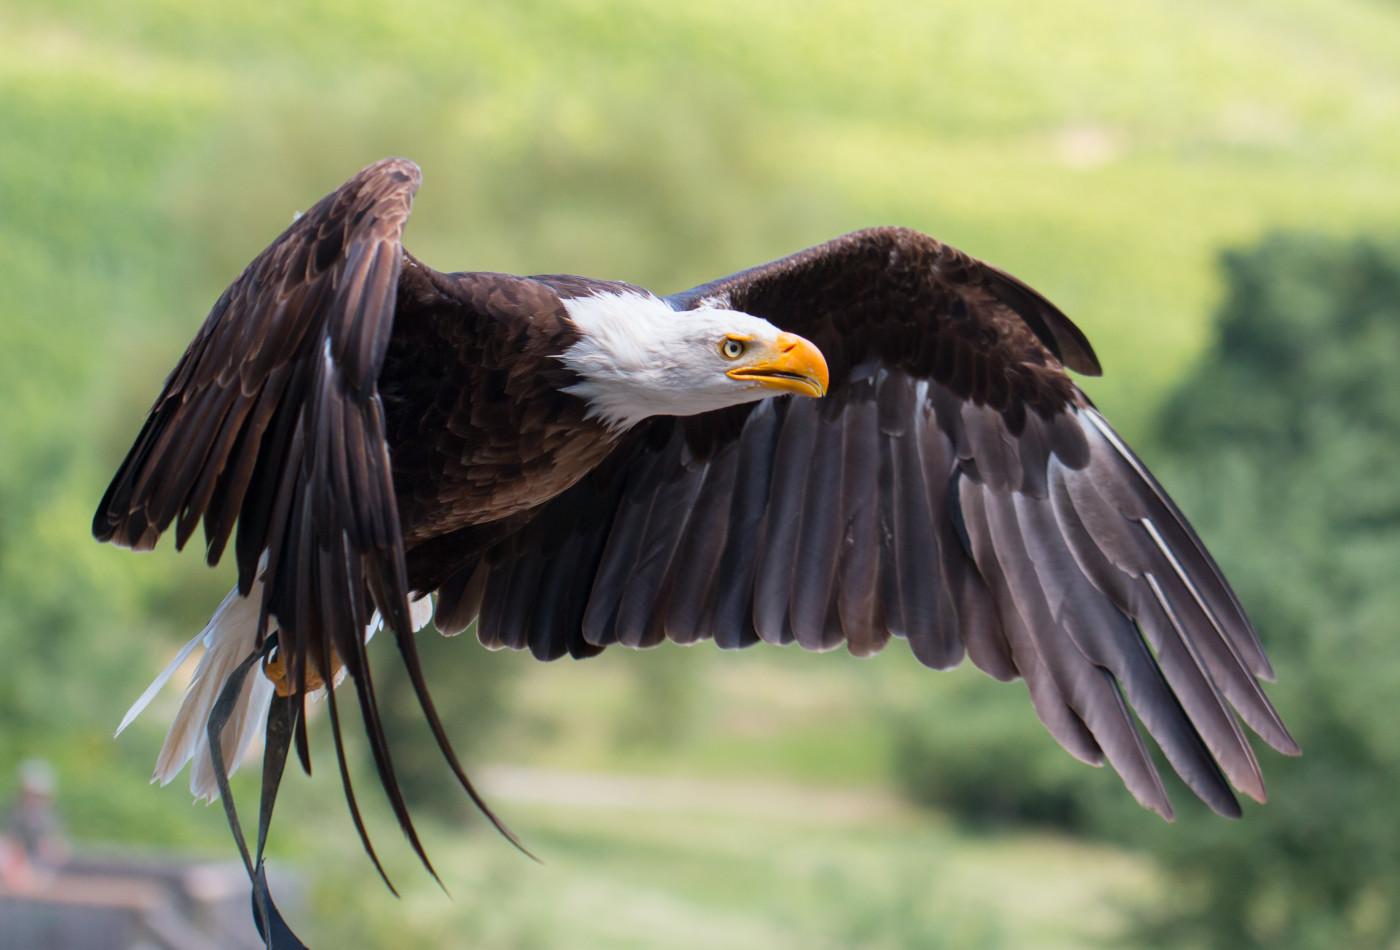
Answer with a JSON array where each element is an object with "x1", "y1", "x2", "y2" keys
[{"x1": 558, "y1": 290, "x2": 829, "y2": 430}]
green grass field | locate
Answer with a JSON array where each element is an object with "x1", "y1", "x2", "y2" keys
[
  {"x1": 3, "y1": 0, "x2": 1399, "y2": 945},
  {"x1": 296, "y1": 786, "x2": 1156, "y2": 949}
]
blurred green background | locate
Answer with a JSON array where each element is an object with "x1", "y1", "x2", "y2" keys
[{"x1": 3, "y1": 0, "x2": 1400, "y2": 946}]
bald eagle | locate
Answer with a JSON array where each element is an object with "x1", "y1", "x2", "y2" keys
[{"x1": 96, "y1": 158, "x2": 1297, "y2": 890}]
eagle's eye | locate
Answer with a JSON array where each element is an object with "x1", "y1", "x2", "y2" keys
[{"x1": 720, "y1": 337, "x2": 747, "y2": 360}]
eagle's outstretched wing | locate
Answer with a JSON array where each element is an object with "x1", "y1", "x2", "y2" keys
[
  {"x1": 93, "y1": 157, "x2": 508, "y2": 881},
  {"x1": 445, "y1": 227, "x2": 1298, "y2": 819}
]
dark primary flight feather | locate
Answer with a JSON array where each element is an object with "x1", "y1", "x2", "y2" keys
[{"x1": 96, "y1": 159, "x2": 1296, "y2": 882}]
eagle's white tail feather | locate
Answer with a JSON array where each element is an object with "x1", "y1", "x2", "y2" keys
[
  {"x1": 187, "y1": 666, "x2": 275, "y2": 801},
  {"x1": 116, "y1": 628, "x2": 205, "y2": 738},
  {"x1": 409, "y1": 595, "x2": 434, "y2": 634},
  {"x1": 149, "y1": 583, "x2": 266, "y2": 798},
  {"x1": 120, "y1": 582, "x2": 436, "y2": 802}
]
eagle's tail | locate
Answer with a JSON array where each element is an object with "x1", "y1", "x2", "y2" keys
[
  {"x1": 117, "y1": 582, "x2": 434, "y2": 802},
  {"x1": 116, "y1": 582, "x2": 274, "y2": 801}
]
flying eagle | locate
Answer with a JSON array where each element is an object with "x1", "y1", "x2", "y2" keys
[{"x1": 97, "y1": 158, "x2": 1297, "y2": 888}]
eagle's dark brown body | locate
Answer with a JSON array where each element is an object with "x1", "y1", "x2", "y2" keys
[
  {"x1": 381, "y1": 261, "x2": 620, "y2": 545},
  {"x1": 94, "y1": 158, "x2": 1297, "y2": 905}
]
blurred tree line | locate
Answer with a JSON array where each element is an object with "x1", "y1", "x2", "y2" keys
[{"x1": 893, "y1": 232, "x2": 1400, "y2": 948}]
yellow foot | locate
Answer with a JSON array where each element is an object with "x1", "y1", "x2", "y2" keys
[{"x1": 262, "y1": 648, "x2": 341, "y2": 697}]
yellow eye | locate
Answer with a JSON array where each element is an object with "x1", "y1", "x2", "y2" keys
[{"x1": 721, "y1": 338, "x2": 746, "y2": 360}]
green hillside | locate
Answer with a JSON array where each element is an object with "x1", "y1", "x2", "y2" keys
[{"x1": 3, "y1": 1, "x2": 1399, "y2": 946}]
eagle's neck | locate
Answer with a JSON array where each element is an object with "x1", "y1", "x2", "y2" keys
[{"x1": 556, "y1": 290, "x2": 692, "y2": 430}]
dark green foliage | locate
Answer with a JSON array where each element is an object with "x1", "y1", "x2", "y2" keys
[
  {"x1": 889, "y1": 670, "x2": 1119, "y2": 832},
  {"x1": 1127, "y1": 234, "x2": 1400, "y2": 949}
]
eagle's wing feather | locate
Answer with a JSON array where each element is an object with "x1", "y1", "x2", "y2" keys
[
  {"x1": 466, "y1": 227, "x2": 1297, "y2": 819},
  {"x1": 93, "y1": 158, "x2": 512, "y2": 879}
]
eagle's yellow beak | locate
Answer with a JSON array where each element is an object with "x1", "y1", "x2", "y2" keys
[{"x1": 726, "y1": 332, "x2": 829, "y2": 398}]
